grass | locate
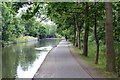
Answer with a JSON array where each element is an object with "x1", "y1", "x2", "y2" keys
[
  {"x1": 72, "y1": 42, "x2": 118, "y2": 78},
  {"x1": 3, "y1": 36, "x2": 36, "y2": 44},
  {"x1": 14, "y1": 36, "x2": 35, "y2": 42}
]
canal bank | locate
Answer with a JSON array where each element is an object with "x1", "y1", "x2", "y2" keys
[
  {"x1": 2, "y1": 39, "x2": 61, "y2": 78},
  {"x1": 2, "y1": 38, "x2": 38, "y2": 46}
]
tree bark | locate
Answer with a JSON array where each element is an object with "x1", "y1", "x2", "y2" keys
[
  {"x1": 105, "y1": 2, "x2": 116, "y2": 72},
  {"x1": 75, "y1": 14, "x2": 81, "y2": 49},
  {"x1": 94, "y1": 2, "x2": 99, "y2": 64},
  {"x1": 83, "y1": 3, "x2": 89, "y2": 56},
  {"x1": 75, "y1": 32, "x2": 78, "y2": 47},
  {"x1": 77, "y1": 26, "x2": 81, "y2": 49},
  {"x1": 73, "y1": 17, "x2": 76, "y2": 46},
  {"x1": 118, "y1": 42, "x2": 120, "y2": 77}
]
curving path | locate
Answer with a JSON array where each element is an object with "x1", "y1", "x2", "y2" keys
[{"x1": 33, "y1": 40, "x2": 100, "y2": 78}]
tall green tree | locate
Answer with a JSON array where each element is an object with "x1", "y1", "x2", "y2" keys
[
  {"x1": 83, "y1": 2, "x2": 89, "y2": 56},
  {"x1": 2, "y1": 2, "x2": 25, "y2": 42}
]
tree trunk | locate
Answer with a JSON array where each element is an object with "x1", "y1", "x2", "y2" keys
[
  {"x1": 75, "y1": 14, "x2": 81, "y2": 49},
  {"x1": 118, "y1": 42, "x2": 120, "y2": 77},
  {"x1": 77, "y1": 26, "x2": 81, "y2": 49},
  {"x1": 74, "y1": 17, "x2": 76, "y2": 46},
  {"x1": 83, "y1": 3, "x2": 89, "y2": 56},
  {"x1": 105, "y1": 2, "x2": 116, "y2": 72},
  {"x1": 75, "y1": 31, "x2": 78, "y2": 47},
  {"x1": 94, "y1": 2, "x2": 99, "y2": 64}
]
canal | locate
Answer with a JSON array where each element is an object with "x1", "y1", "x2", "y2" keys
[{"x1": 2, "y1": 39, "x2": 61, "y2": 78}]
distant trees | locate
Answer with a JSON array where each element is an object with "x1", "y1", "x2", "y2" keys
[
  {"x1": 1, "y1": 2, "x2": 57, "y2": 43},
  {"x1": 24, "y1": 20, "x2": 41, "y2": 37}
]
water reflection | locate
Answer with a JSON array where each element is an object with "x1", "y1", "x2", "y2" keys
[{"x1": 2, "y1": 39, "x2": 61, "y2": 78}]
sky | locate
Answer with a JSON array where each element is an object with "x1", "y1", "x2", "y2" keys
[
  {"x1": 16, "y1": 4, "x2": 55, "y2": 25},
  {"x1": 16, "y1": 5, "x2": 32, "y2": 17},
  {"x1": 41, "y1": 20, "x2": 55, "y2": 25}
]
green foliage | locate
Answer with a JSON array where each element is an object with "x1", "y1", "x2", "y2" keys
[
  {"x1": 73, "y1": 43, "x2": 118, "y2": 78},
  {"x1": 46, "y1": 2, "x2": 120, "y2": 76},
  {"x1": 2, "y1": 2, "x2": 56, "y2": 44},
  {"x1": 24, "y1": 20, "x2": 39, "y2": 37},
  {"x1": 1, "y1": 2, "x2": 120, "y2": 76},
  {"x1": 46, "y1": 2, "x2": 77, "y2": 40},
  {"x1": 14, "y1": 36, "x2": 35, "y2": 43},
  {"x1": 115, "y1": 41, "x2": 120, "y2": 75},
  {"x1": 113, "y1": 3, "x2": 120, "y2": 42},
  {"x1": 12, "y1": 2, "x2": 30, "y2": 13},
  {"x1": 2, "y1": 2, "x2": 24, "y2": 41},
  {"x1": 21, "y1": 2, "x2": 45, "y2": 20}
]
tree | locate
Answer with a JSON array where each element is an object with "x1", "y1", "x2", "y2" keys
[
  {"x1": 94, "y1": 2, "x2": 99, "y2": 64},
  {"x1": 73, "y1": 16, "x2": 76, "y2": 46},
  {"x1": 105, "y1": 2, "x2": 116, "y2": 72},
  {"x1": 2, "y1": 2, "x2": 26, "y2": 42},
  {"x1": 83, "y1": 2, "x2": 89, "y2": 56}
]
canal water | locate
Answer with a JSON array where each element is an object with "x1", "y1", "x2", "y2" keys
[{"x1": 2, "y1": 39, "x2": 61, "y2": 78}]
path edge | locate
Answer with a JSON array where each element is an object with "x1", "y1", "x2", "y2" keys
[
  {"x1": 68, "y1": 43, "x2": 104, "y2": 78},
  {"x1": 32, "y1": 41, "x2": 61, "y2": 79}
]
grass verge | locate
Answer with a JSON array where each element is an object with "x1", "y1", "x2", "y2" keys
[
  {"x1": 3, "y1": 36, "x2": 36, "y2": 44},
  {"x1": 72, "y1": 43, "x2": 118, "y2": 78}
]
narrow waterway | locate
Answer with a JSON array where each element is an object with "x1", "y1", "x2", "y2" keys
[{"x1": 2, "y1": 39, "x2": 61, "y2": 78}]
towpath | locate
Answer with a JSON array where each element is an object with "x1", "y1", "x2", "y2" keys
[{"x1": 33, "y1": 40, "x2": 103, "y2": 78}]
